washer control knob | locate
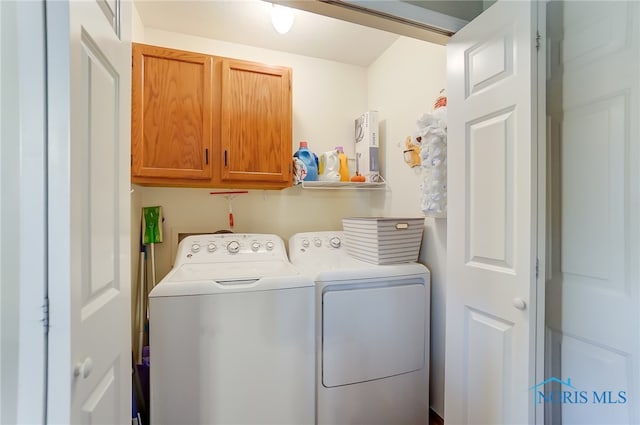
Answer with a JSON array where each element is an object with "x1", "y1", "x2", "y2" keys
[
  {"x1": 329, "y1": 237, "x2": 341, "y2": 248},
  {"x1": 313, "y1": 237, "x2": 322, "y2": 247},
  {"x1": 227, "y1": 241, "x2": 240, "y2": 254},
  {"x1": 191, "y1": 243, "x2": 201, "y2": 253},
  {"x1": 301, "y1": 239, "x2": 310, "y2": 248},
  {"x1": 251, "y1": 241, "x2": 261, "y2": 252},
  {"x1": 207, "y1": 243, "x2": 217, "y2": 253},
  {"x1": 265, "y1": 241, "x2": 275, "y2": 251}
]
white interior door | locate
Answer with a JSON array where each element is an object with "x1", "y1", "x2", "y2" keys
[
  {"x1": 546, "y1": 1, "x2": 640, "y2": 424},
  {"x1": 445, "y1": 1, "x2": 541, "y2": 424},
  {"x1": 46, "y1": 0, "x2": 131, "y2": 423}
]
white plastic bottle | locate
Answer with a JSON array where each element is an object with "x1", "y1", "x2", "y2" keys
[{"x1": 319, "y1": 149, "x2": 340, "y2": 181}]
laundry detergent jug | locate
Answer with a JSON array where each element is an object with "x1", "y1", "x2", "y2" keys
[
  {"x1": 293, "y1": 141, "x2": 318, "y2": 181},
  {"x1": 319, "y1": 150, "x2": 341, "y2": 181},
  {"x1": 335, "y1": 146, "x2": 350, "y2": 181}
]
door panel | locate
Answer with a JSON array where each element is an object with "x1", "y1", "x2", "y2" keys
[
  {"x1": 83, "y1": 32, "x2": 118, "y2": 297},
  {"x1": 546, "y1": 2, "x2": 639, "y2": 423},
  {"x1": 46, "y1": 0, "x2": 131, "y2": 423},
  {"x1": 464, "y1": 308, "x2": 514, "y2": 425},
  {"x1": 561, "y1": 97, "x2": 626, "y2": 286},
  {"x1": 80, "y1": 364, "x2": 119, "y2": 423},
  {"x1": 467, "y1": 107, "x2": 515, "y2": 271},
  {"x1": 465, "y1": 30, "x2": 514, "y2": 97},
  {"x1": 445, "y1": 2, "x2": 539, "y2": 424}
]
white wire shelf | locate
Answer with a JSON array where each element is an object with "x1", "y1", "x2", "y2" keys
[{"x1": 299, "y1": 176, "x2": 386, "y2": 190}]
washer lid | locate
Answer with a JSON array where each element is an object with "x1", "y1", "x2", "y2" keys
[
  {"x1": 149, "y1": 260, "x2": 313, "y2": 297},
  {"x1": 167, "y1": 260, "x2": 300, "y2": 282}
]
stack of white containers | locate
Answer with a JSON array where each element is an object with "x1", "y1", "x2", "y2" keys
[{"x1": 342, "y1": 217, "x2": 424, "y2": 264}]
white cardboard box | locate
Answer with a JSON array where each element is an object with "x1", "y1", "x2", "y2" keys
[{"x1": 354, "y1": 111, "x2": 380, "y2": 182}]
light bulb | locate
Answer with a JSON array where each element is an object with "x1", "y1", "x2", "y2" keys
[{"x1": 271, "y1": 4, "x2": 294, "y2": 34}]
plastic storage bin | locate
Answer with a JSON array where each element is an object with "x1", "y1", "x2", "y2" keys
[{"x1": 342, "y1": 217, "x2": 424, "y2": 264}]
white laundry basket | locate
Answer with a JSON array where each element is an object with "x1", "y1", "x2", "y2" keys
[{"x1": 342, "y1": 217, "x2": 424, "y2": 264}]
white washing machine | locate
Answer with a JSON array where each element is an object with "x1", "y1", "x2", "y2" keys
[
  {"x1": 289, "y1": 231, "x2": 430, "y2": 425},
  {"x1": 149, "y1": 233, "x2": 315, "y2": 425}
]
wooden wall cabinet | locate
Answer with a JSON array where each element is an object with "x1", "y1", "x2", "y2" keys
[
  {"x1": 221, "y1": 59, "x2": 292, "y2": 184},
  {"x1": 131, "y1": 43, "x2": 293, "y2": 189},
  {"x1": 131, "y1": 43, "x2": 213, "y2": 180}
]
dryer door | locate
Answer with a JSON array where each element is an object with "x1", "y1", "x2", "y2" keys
[{"x1": 322, "y1": 281, "x2": 426, "y2": 387}]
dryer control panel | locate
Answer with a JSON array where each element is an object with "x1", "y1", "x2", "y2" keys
[
  {"x1": 175, "y1": 233, "x2": 287, "y2": 265},
  {"x1": 289, "y1": 231, "x2": 345, "y2": 253},
  {"x1": 289, "y1": 231, "x2": 348, "y2": 264}
]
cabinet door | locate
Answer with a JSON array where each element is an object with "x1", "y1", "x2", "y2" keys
[
  {"x1": 131, "y1": 43, "x2": 213, "y2": 180},
  {"x1": 220, "y1": 59, "x2": 292, "y2": 184}
]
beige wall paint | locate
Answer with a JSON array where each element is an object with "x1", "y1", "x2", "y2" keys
[
  {"x1": 131, "y1": 3, "x2": 145, "y2": 42},
  {"x1": 367, "y1": 36, "x2": 447, "y2": 417},
  {"x1": 130, "y1": 5, "x2": 144, "y2": 360},
  {"x1": 130, "y1": 187, "x2": 142, "y2": 358},
  {"x1": 137, "y1": 186, "x2": 385, "y2": 279}
]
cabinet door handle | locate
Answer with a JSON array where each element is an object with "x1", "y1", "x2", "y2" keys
[
  {"x1": 224, "y1": 150, "x2": 228, "y2": 167},
  {"x1": 205, "y1": 148, "x2": 209, "y2": 165}
]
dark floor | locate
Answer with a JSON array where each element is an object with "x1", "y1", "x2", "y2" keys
[{"x1": 430, "y1": 408, "x2": 444, "y2": 425}]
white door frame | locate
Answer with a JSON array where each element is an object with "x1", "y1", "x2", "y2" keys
[
  {"x1": 45, "y1": 0, "x2": 74, "y2": 421},
  {"x1": 0, "y1": 1, "x2": 48, "y2": 423},
  {"x1": 15, "y1": 2, "x2": 48, "y2": 422},
  {"x1": 535, "y1": 3, "x2": 548, "y2": 425}
]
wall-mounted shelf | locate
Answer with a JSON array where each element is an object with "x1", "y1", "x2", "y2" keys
[{"x1": 299, "y1": 176, "x2": 386, "y2": 190}]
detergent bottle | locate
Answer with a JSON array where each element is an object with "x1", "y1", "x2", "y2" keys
[
  {"x1": 336, "y1": 146, "x2": 350, "y2": 182},
  {"x1": 293, "y1": 141, "x2": 318, "y2": 181},
  {"x1": 319, "y1": 149, "x2": 340, "y2": 181}
]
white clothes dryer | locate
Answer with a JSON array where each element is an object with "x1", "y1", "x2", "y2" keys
[
  {"x1": 149, "y1": 234, "x2": 314, "y2": 425},
  {"x1": 289, "y1": 231, "x2": 430, "y2": 425}
]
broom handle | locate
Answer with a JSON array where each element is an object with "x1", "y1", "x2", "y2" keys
[
  {"x1": 150, "y1": 243, "x2": 157, "y2": 288},
  {"x1": 137, "y1": 251, "x2": 145, "y2": 363}
]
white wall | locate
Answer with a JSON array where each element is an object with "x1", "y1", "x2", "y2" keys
[
  {"x1": 131, "y1": 2, "x2": 145, "y2": 42},
  {"x1": 367, "y1": 36, "x2": 447, "y2": 417}
]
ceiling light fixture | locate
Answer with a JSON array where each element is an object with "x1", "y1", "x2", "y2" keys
[{"x1": 271, "y1": 4, "x2": 294, "y2": 34}]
